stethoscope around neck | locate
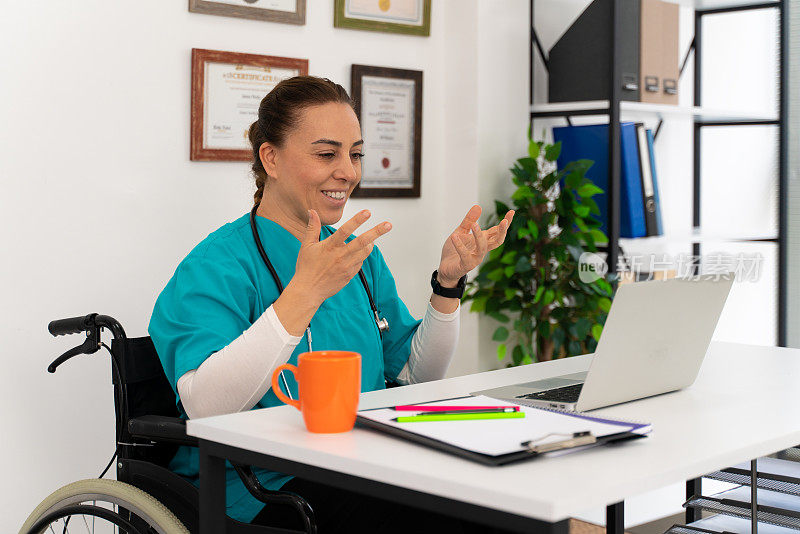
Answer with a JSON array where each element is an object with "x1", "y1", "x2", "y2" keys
[{"x1": 249, "y1": 205, "x2": 389, "y2": 398}]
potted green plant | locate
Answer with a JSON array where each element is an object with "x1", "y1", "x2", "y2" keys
[{"x1": 463, "y1": 134, "x2": 615, "y2": 365}]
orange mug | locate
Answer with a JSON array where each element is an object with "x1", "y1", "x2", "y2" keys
[{"x1": 271, "y1": 351, "x2": 361, "y2": 433}]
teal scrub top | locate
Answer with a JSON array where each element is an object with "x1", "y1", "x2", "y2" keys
[{"x1": 148, "y1": 213, "x2": 421, "y2": 524}]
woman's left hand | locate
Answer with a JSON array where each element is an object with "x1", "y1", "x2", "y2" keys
[{"x1": 436, "y1": 205, "x2": 515, "y2": 287}]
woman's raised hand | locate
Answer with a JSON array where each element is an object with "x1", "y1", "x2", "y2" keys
[
  {"x1": 436, "y1": 205, "x2": 515, "y2": 286},
  {"x1": 293, "y1": 209, "x2": 392, "y2": 305}
]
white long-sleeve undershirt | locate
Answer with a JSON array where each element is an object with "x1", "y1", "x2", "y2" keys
[{"x1": 177, "y1": 302, "x2": 459, "y2": 419}]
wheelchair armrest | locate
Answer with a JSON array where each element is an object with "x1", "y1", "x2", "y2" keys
[{"x1": 128, "y1": 415, "x2": 199, "y2": 447}]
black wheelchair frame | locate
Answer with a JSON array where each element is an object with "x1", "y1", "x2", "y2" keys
[{"x1": 45, "y1": 313, "x2": 317, "y2": 534}]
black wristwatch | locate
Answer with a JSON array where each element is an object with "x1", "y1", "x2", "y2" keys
[{"x1": 431, "y1": 270, "x2": 467, "y2": 299}]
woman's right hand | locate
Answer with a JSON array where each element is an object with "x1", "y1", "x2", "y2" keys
[{"x1": 292, "y1": 209, "x2": 392, "y2": 306}]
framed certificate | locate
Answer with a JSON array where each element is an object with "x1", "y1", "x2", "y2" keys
[
  {"x1": 334, "y1": 0, "x2": 431, "y2": 36},
  {"x1": 351, "y1": 65, "x2": 422, "y2": 198},
  {"x1": 189, "y1": 0, "x2": 306, "y2": 25},
  {"x1": 190, "y1": 48, "x2": 308, "y2": 162}
]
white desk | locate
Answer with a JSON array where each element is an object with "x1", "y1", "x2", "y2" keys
[{"x1": 187, "y1": 342, "x2": 800, "y2": 533}]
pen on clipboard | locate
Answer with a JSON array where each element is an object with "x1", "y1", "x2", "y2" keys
[
  {"x1": 392, "y1": 412, "x2": 526, "y2": 423},
  {"x1": 393, "y1": 405, "x2": 520, "y2": 412}
]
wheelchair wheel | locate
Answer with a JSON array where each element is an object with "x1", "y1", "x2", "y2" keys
[{"x1": 20, "y1": 478, "x2": 189, "y2": 534}]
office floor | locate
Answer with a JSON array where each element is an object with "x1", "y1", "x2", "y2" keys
[
  {"x1": 570, "y1": 518, "x2": 630, "y2": 534},
  {"x1": 568, "y1": 511, "x2": 713, "y2": 534}
]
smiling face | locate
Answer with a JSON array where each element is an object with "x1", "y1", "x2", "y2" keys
[{"x1": 258, "y1": 102, "x2": 363, "y2": 236}]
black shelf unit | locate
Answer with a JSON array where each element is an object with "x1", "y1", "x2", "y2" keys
[
  {"x1": 529, "y1": 0, "x2": 788, "y2": 345},
  {"x1": 677, "y1": 455, "x2": 800, "y2": 534}
]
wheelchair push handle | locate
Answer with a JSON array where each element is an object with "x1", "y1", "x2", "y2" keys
[
  {"x1": 48, "y1": 314, "x2": 97, "y2": 337},
  {"x1": 47, "y1": 313, "x2": 127, "y2": 373}
]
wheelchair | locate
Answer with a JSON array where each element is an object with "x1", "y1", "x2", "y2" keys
[{"x1": 21, "y1": 313, "x2": 317, "y2": 534}]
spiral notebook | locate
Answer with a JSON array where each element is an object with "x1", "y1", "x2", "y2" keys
[{"x1": 356, "y1": 395, "x2": 650, "y2": 466}]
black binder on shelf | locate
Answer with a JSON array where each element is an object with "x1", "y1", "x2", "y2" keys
[
  {"x1": 548, "y1": 0, "x2": 640, "y2": 103},
  {"x1": 635, "y1": 123, "x2": 660, "y2": 236},
  {"x1": 356, "y1": 395, "x2": 650, "y2": 466}
]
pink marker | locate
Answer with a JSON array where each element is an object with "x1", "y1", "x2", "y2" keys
[{"x1": 393, "y1": 405, "x2": 519, "y2": 412}]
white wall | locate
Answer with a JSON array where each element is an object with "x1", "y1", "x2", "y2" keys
[{"x1": 0, "y1": 1, "x2": 530, "y2": 529}]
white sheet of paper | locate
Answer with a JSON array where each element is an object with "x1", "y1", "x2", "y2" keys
[
  {"x1": 360, "y1": 75, "x2": 415, "y2": 188},
  {"x1": 358, "y1": 395, "x2": 649, "y2": 457},
  {"x1": 345, "y1": 0, "x2": 424, "y2": 25}
]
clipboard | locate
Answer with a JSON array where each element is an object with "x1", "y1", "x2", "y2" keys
[{"x1": 356, "y1": 395, "x2": 650, "y2": 466}]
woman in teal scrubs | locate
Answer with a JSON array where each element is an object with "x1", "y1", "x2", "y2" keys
[{"x1": 149, "y1": 76, "x2": 514, "y2": 533}]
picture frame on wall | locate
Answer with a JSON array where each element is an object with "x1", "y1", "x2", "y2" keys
[
  {"x1": 351, "y1": 64, "x2": 422, "y2": 198},
  {"x1": 188, "y1": 0, "x2": 306, "y2": 25},
  {"x1": 334, "y1": 0, "x2": 431, "y2": 36},
  {"x1": 190, "y1": 48, "x2": 308, "y2": 162}
]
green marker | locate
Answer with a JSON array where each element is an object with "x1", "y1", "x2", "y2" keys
[{"x1": 393, "y1": 412, "x2": 526, "y2": 423}]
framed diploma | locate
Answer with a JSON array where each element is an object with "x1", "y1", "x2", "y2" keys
[
  {"x1": 188, "y1": 0, "x2": 306, "y2": 25},
  {"x1": 190, "y1": 48, "x2": 308, "y2": 162},
  {"x1": 351, "y1": 65, "x2": 422, "y2": 198},
  {"x1": 334, "y1": 0, "x2": 431, "y2": 36}
]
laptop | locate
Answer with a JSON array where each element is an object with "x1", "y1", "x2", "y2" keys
[{"x1": 471, "y1": 275, "x2": 734, "y2": 412}]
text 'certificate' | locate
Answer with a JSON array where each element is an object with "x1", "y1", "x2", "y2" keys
[
  {"x1": 203, "y1": 63, "x2": 300, "y2": 150},
  {"x1": 361, "y1": 76, "x2": 416, "y2": 189}
]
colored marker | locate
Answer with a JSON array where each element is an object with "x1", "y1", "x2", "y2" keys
[
  {"x1": 416, "y1": 407, "x2": 519, "y2": 416},
  {"x1": 394, "y1": 405, "x2": 520, "y2": 412},
  {"x1": 393, "y1": 412, "x2": 526, "y2": 423}
]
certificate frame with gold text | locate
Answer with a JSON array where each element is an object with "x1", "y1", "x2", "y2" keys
[
  {"x1": 189, "y1": 0, "x2": 306, "y2": 25},
  {"x1": 351, "y1": 64, "x2": 422, "y2": 198},
  {"x1": 190, "y1": 48, "x2": 308, "y2": 162},
  {"x1": 334, "y1": 0, "x2": 430, "y2": 36}
]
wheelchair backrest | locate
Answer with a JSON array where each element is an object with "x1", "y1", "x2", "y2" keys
[
  {"x1": 110, "y1": 336, "x2": 181, "y2": 465},
  {"x1": 111, "y1": 336, "x2": 178, "y2": 420}
]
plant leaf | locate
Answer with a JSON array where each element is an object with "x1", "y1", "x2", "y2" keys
[
  {"x1": 494, "y1": 200, "x2": 511, "y2": 217},
  {"x1": 543, "y1": 289, "x2": 555, "y2": 306},
  {"x1": 533, "y1": 285, "x2": 545, "y2": 303},
  {"x1": 575, "y1": 205, "x2": 590, "y2": 218},
  {"x1": 591, "y1": 323, "x2": 603, "y2": 341},
  {"x1": 584, "y1": 197, "x2": 601, "y2": 215},
  {"x1": 515, "y1": 256, "x2": 533, "y2": 273},
  {"x1": 489, "y1": 311, "x2": 510, "y2": 323},
  {"x1": 493, "y1": 326, "x2": 509, "y2": 342},
  {"x1": 518, "y1": 157, "x2": 538, "y2": 176},
  {"x1": 512, "y1": 345, "x2": 524, "y2": 366},
  {"x1": 568, "y1": 340, "x2": 581, "y2": 356},
  {"x1": 487, "y1": 268, "x2": 505, "y2": 282},
  {"x1": 527, "y1": 220, "x2": 539, "y2": 240},
  {"x1": 578, "y1": 183, "x2": 604, "y2": 198},
  {"x1": 501, "y1": 250, "x2": 517, "y2": 264},
  {"x1": 497, "y1": 343, "x2": 507, "y2": 361},
  {"x1": 528, "y1": 140, "x2": 540, "y2": 160},
  {"x1": 590, "y1": 229, "x2": 607, "y2": 243},
  {"x1": 565, "y1": 169, "x2": 582, "y2": 190},
  {"x1": 575, "y1": 317, "x2": 591, "y2": 339},
  {"x1": 511, "y1": 185, "x2": 536, "y2": 203},
  {"x1": 598, "y1": 297, "x2": 612, "y2": 313},
  {"x1": 544, "y1": 142, "x2": 562, "y2": 162},
  {"x1": 469, "y1": 296, "x2": 488, "y2": 312}
]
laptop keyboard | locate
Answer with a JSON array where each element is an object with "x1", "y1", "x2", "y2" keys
[{"x1": 517, "y1": 383, "x2": 584, "y2": 403}]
